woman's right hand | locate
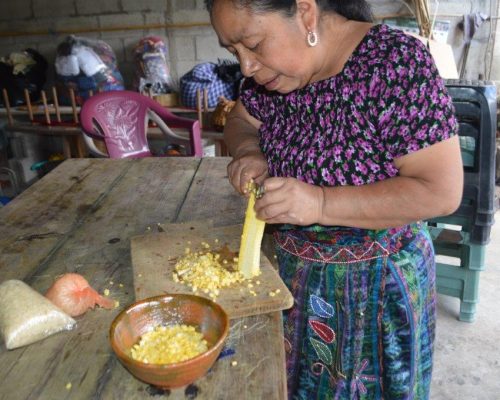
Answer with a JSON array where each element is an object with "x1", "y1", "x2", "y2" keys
[
  {"x1": 223, "y1": 99, "x2": 267, "y2": 195},
  {"x1": 227, "y1": 148, "x2": 268, "y2": 195}
]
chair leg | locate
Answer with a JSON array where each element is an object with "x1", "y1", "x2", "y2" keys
[
  {"x1": 458, "y1": 269, "x2": 481, "y2": 322},
  {"x1": 458, "y1": 244, "x2": 486, "y2": 322}
]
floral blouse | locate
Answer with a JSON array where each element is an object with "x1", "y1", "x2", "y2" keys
[{"x1": 240, "y1": 24, "x2": 458, "y2": 187}]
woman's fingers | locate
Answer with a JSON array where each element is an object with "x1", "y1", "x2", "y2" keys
[
  {"x1": 227, "y1": 156, "x2": 269, "y2": 195},
  {"x1": 255, "y1": 178, "x2": 324, "y2": 225}
]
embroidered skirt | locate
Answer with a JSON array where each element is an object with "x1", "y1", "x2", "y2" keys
[{"x1": 274, "y1": 223, "x2": 436, "y2": 400}]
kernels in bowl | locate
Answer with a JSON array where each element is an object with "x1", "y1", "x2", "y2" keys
[{"x1": 130, "y1": 324, "x2": 208, "y2": 364}]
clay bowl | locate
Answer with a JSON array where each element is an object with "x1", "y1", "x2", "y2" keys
[{"x1": 109, "y1": 293, "x2": 229, "y2": 389}]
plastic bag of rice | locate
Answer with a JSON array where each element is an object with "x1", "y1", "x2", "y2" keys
[{"x1": 0, "y1": 280, "x2": 76, "y2": 349}]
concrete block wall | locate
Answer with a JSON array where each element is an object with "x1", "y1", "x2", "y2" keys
[
  {"x1": 167, "y1": 0, "x2": 230, "y2": 89},
  {"x1": 0, "y1": 0, "x2": 231, "y2": 93},
  {"x1": 0, "y1": 0, "x2": 499, "y2": 93}
]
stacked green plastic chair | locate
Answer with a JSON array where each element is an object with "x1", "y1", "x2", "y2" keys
[{"x1": 427, "y1": 80, "x2": 497, "y2": 322}]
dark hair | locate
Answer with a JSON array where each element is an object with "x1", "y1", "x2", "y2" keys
[{"x1": 205, "y1": 0, "x2": 373, "y2": 22}]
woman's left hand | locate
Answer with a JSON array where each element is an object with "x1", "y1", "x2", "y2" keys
[{"x1": 254, "y1": 177, "x2": 324, "y2": 225}]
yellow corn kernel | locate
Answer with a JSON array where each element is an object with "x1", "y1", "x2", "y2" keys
[
  {"x1": 173, "y1": 247, "x2": 245, "y2": 299},
  {"x1": 104, "y1": 289, "x2": 110, "y2": 296},
  {"x1": 130, "y1": 324, "x2": 208, "y2": 364},
  {"x1": 238, "y1": 188, "x2": 265, "y2": 279}
]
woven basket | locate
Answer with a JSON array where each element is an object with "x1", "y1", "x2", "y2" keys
[
  {"x1": 211, "y1": 96, "x2": 236, "y2": 132},
  {"x1": 153, "y1": 93, "x2": 178, "y2": 107}
]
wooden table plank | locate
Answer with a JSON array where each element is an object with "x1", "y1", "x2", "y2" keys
[
  {"x1": 100, "y1": 312, "x2": 286, "y2": 400},
  {"x1": 0, "y1": 158, "x2": 287, "y2": 400},
  {"x1": 176, "y1": 158, "x2": 244, "y2": 227},
  {"x1": 0, "y1": 159, "x2": 131, "y2": 281},
  {"x1": 0, "y1": 158, "x2": 201, "y2": 399}
]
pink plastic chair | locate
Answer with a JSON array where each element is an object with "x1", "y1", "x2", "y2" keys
[{"x1": 80, "y1": 90, "x2": 203, "y2": 158}]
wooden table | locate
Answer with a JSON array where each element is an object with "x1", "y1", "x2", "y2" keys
[{"x1": 0, "y1": 158, "x2": 287, "y2": 399}]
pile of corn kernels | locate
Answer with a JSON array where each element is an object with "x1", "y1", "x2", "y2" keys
[
  {"x1": 173, "y1": 242, "x2": 245, "y2": 300},
  {"x1": 130, "y1": 324, "x2": 208, "y2": 364}
]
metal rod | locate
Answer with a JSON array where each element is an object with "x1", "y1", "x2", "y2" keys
[{"x1": 0, "y1": 21, "x2": 213, "y2": 38}]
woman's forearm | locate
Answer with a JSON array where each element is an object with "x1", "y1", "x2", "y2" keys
[
  {"x1": 223, "y1": 100, "x2": 262, "y2": 158},
  {"x1": 319, "y1": 174, "x2": 461, "y2": 229},
  {"x1": 224, "y1": 119, "x2": 260, "y2": 157},
  {"x1": 318, "y1": 136, "x2": 463, "y2": 229}
]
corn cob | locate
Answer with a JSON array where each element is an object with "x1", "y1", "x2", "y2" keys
[{"x1": 238, "y1": 185, "x2": 266, "y2": 279}]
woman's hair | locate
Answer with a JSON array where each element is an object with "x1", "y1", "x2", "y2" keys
[{"x1": 205, "y1": 0, "x2": 373, "y2": 22}]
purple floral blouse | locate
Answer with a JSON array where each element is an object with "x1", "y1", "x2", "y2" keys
[{"x1": 240, "y1": 24, "x2": 458, "y2": 187}]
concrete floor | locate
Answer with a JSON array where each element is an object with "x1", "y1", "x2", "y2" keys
[{"x1": 431, "y1": 193, "x2": 500, "y2": 399}]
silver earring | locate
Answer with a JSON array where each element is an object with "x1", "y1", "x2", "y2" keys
[{"x1": 307, "y1": 31, "x2": 318, "y2": 47}]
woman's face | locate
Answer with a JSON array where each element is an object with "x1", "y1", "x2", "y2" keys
[{"x1": 211, "y1": 1, "x2": 318, "y2": 93}]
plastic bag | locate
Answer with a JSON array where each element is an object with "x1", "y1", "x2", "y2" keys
[
  {"x1": 0, "y1": 280, "x2": 76, "y2": 350},
  {"x1": 133, "y1": 36, "x2": 173, "y2": 95},
  {"x1": 54, "y1": 35, "x2": 124, "y2": 105}
]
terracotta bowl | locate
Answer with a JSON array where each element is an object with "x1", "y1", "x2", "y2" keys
[{"x1": 109, "y1": 294, "x2": 229, "y2": 389}]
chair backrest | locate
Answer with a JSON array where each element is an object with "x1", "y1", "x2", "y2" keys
[{"x1": 80, "y1": 90, "x2": 203, "y2": 158}]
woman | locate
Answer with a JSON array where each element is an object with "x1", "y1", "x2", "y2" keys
[{"x1": 205, "y1": 1, "x2": 463, "y2": 399}]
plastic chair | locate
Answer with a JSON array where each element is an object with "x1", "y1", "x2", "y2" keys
[
  {"x1": 426, "y1": 80, "x2": 497, "y2": 322},
  {"x1": 80, "y1": 90, "x2": 203, "y2": 158}
]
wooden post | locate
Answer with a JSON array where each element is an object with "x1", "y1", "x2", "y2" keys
[
  {"x1": 196, "y1": 89, "x2": 203, "y2": 129},
  {"x1": 69, "y1": 88, "x2": 79, "y2": 124},
  {"x1": 52, "y1": 86, "x2": 61, "y2": 123},
  {"x1": 203, "y1": 88, "x2": 209, "y2": 128},
  {"x1": 23, "y1": 89, "x2": 34, "y2": 122},
  {"x1": 40, "y1": 90, "x2": 51, "y2": 125},
  {"x1": 2, "y1": 89, "x2": 14, "y2": 126}
]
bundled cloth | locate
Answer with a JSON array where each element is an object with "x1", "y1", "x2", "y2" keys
[
  {"x1": 133, "y1": 36, "x2": 173, "y2": 95},
  {"x1": 180, "y1": 60, "x2": 242, "y2": 108},
  {"x1": 0, "y1": 49, "x2": 47, "y2": 106},
  {"x1": 54, "y1": 35, "x2": 124, "y2": 105}
]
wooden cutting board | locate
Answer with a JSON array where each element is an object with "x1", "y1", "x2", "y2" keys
[{"x1": 130, "y1": 223, "x2": 294, "y2": 319}]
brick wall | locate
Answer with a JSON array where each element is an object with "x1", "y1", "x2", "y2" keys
[{"x1": 0, "y1": 0, "x2": 499, "y2": 92}]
